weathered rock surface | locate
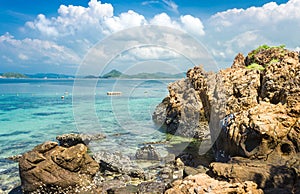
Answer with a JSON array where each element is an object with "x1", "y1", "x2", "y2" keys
[
  {"x1": 209, "y1": 156, "x2": 299, "y2": 193},
  {"x1": 152, "y1": 78, "x2": 209, "y2": 139},
  {"x1": 56, "y1": 133, "x2": 106, "y2": 147},
  {"x1": 165, "y1": 173, "x2": 263, "y2": 194},
  {"x1": 19, "y1": 141, "x2": 99, "y2": 193},
  {"x1": 135, "y1": 145, "x2": 160, "y2": 160}
]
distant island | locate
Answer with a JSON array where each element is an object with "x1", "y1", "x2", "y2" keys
[{"x1": 0, "y1": 70, "x2": 185, "y2": 79}]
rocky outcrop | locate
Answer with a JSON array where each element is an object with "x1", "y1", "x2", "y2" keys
[
  {"x1": 19, "y1": 141, "x2": 99, "y2": 193},
  {"x1": 154, "y1": 46, "x2": 300, "y2": 193},
  {"x1": 152, "y1": 73, "x2": 210, "y2": 139},
  {"x1": 165, "y1": 173, "x2": 263, "y2": 194}
]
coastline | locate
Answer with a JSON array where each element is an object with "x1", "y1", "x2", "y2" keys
[{"x1": 3, "y1": 46, "x2": 300, "y2": 193}]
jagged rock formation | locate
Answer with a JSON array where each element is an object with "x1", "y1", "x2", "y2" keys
[
  {"x1": 19, "y1": 141, "x2": 99, "y2": 193},
  {"x1": 153, "y1": 46, "x2": 300, "y2": 192},
  {"x1": 152, "y1": 72, "x2": 210, "y2": 139}
]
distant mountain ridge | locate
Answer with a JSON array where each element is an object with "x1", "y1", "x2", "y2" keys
[{"x1": 0, "y1": 70, "x2": 185, "y2": 79}]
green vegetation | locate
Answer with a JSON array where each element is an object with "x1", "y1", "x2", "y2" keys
[
  {"x1": 101, "y1": 70, "x2": 123, "y2": 78},
  {"x1": 1, "y1": 72, "x2": 28, "y2": 78},
  {"x1": 246, "y1": 63, "x2": 265, "y2": 71},
  {"x1": 268, "y1": 59, "x2": 279, "y2": 65},
  {"x1": 250, "y1": 44, "x2": 286, "y2": 57}
]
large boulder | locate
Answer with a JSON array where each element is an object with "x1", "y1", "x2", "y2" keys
[{"x1": 19, "y1": 141, "x2": 99, "y2": 193}]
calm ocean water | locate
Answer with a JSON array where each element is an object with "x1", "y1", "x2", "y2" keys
[{"x1": 0, "y1": 78, "x2": 174, "y2": 192}]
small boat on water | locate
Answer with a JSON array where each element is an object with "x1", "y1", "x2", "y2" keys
[{"x1": 107, "y1": 91, "x2": 122, "y2": 96}]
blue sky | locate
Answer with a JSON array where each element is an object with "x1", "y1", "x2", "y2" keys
[{"x1": 1, "y1": 0, "x2": 299, "y2": 74}]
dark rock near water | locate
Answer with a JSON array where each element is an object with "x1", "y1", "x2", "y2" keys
[
  {"x1": 135, "y1": 145, "x2": 160, "y2": 160},
  {"x1": 19, "y1": 141, "x2": 99, "y2": 193},
  {"x1": 6, "y1": 155, "x2": 22, "y2": 162},
  {"x1": 56, "y1": 133, "x2": 106, "y2": 147},
  {"x1": 93, "y1": 151, "x2": 145, "y2": 180}
]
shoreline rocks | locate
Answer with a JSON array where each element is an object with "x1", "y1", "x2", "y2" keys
[{"x1": 153, "y1": 46, "x2": 300, "y2": 193}]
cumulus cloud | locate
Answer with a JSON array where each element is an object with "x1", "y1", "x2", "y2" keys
[{"x1": 0, "y1": 0, "x2": 206, "y2": 73}]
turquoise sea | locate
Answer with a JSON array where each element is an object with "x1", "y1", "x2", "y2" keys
[{"x1": 0, "y1": 78, "x2": 174, "y2": 192}]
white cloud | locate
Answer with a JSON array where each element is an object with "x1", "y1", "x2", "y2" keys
[
  {"x1": 18, "y1": 53, "x2": 29, "y2": 60},
  {"x1": 150, "y1": 13, "x2": 180, "y2": 28},
  {"x1": 0, "y1": 0, "x2": 206, "y2": 73},
  {"x1": 205, "y1": 0, "x2": 300, "y2": 67},
  {"x1": 4, "y1": 0, "x2": 300, "y2": 73},
  {"x1": 180, "y1": 15, "x2": 205, "y2": 36},
  {"x1": 104, "y1": 10, "x2": 147, "y2": 33}
]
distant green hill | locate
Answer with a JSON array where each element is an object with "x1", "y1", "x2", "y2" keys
[
  {"x1": 0, "y1": 72, "x2": 28, "y2": 78},
  {"x1": 101, "y1": 70, "x2": 124, "y2": 78}
]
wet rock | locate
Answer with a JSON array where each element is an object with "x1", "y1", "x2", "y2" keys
[
  {"x1": 93, "y1": 151, "x2": 145, "y2": 179},
  {"x1": 6, "y1": 155, "x2": 22, "y2": 162},
  {"x1": 56, "y1": 133, "x2": 106, "y2": 147},
  {"x1": 165, "y1": 173, "x2": 263, "y2": 194},
  {"x1": 183, "y1": 166, "x2": 201, "y2": 177},
  {"x1": 19, "y1": 141, "x2": 99, "y2": 193},
  {"x1": 135, "y1": 145, "x2": 160, "y2": 160},
  {"x1": 138, "y1": 181, "x2": 166, "y2": 194}
]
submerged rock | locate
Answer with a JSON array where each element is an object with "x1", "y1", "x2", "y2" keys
[
  {"x1": 56, "y1": 133, "x2": 106, "y2": 147},
  {"x1": 135, "y1": 145, "x2": 160, "y2": 160},
  {"x1": 19, "y1": 141, "x2": 99, "y2": 193},
  {"x1": 93, "y1": 151, "x2": 145, "y2": 180}
]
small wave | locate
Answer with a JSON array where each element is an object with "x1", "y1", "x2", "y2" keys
[
  {"x1": 33, "y1": 111, "x2": 65, "y2": 116},
  {"x1": 0, "y1": 131, "x2": 30, "y2": 137}
]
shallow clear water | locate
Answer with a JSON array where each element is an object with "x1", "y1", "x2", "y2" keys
[{"x1": 0, "y1": 78, "x2": 174, "y2": 192}]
